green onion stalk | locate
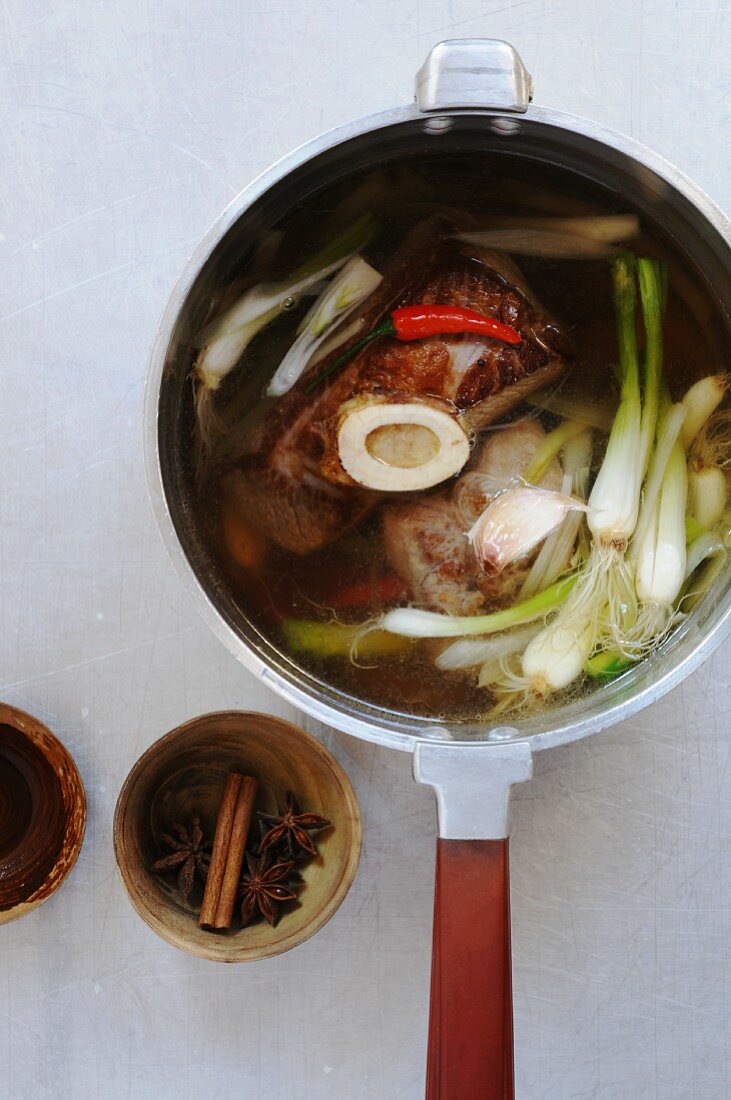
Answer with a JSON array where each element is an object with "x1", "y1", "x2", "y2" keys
[{"x1": 520, "y1": 254, "x2": 670, "y2": 695}]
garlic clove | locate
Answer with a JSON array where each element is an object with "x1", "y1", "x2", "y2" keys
[{"x1": 468, "y1": 486, "x2": 586, "y2": 574}]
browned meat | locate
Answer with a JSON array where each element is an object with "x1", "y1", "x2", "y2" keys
[
  {"x1": 382, "y1": 422, "x2": 563, "y2": 614},
  {"x1": 222, "y1": 221, "x2": 569, "y2": 554}
]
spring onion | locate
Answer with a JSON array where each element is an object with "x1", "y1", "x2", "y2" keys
[
  {"x1": 584, "y1": 650, "x2": 632, "y2": 679},
  {"x1": 519, "y1": 254, "x2": 667, "y2": 693},
  {"x1": 380, "y1": 574, "x2": 577, "y2": 639},
  {"x1": 685, "y1": 515, "x2": 706, "y2": 543},
  {"x1": 197, "y1": 256, "x2": 350, "y2": 392},
  {"x1": 455, "y1": 229, "x2": 616, "y2": 259},
  {"x1": 197, "y1": 215, "x2": 376, "y2": 356},
  {"x1": 470, "y1": 214, "x2": 640, "y2": 243},
  {"x1": 308, "y1": 316, "x2": 363, "y2": 368},
  {"x1": 632, "y1": 439, "x2": 687, "y2": 628},
  {"x1": 192, "y1": 214, "x2": 378, "y2": 454},
  {"x1": 681, "y1": 533, "x2": 728, "y2": 611},
  {"x1": 637, "y1": 258, "x2": 665, "y2": 476},
  {"x1": 436, "y1": 625, "x2": 540, "y2": 672},
  {"x1": 522, "y1": 616, "x2": 597, "y2": 693},
  {"x1": 629, "y1": 403, "x2": 687, "y2": 557},
  {"x1": 267, "y1": 256, "x2": 382, "y2": 396},
  {"x1": 684, "y1": 404, "x2": 731, "y2": 531},
  {"x1": 282, "y1": 620, "x2": 411, "y2": 659},
  {"x1": 722, "y1": 507, "x2": 731, "y2": 548},
  {"x1": 684, "y1": 531, "x2": 726, "y2": 581},
  {"x1": 522, "y1": 419, "x2": 586, "y2": 485},
  {"x1": 527, "y1": 390, "x2": 615, "y2": 431},
  {"x1": 587, "y1": 253, "x2": 644, "y2": 549}
]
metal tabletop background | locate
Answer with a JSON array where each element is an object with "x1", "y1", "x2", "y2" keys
[{"x1": 1, "y1": 2, "x2": 729, "y2": 1097}]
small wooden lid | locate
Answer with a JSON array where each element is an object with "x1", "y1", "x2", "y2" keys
[{"x1": 0, "y1": 703, "x2": 86, "y2": 925}]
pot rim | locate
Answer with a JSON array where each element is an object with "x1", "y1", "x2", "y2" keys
[{"x1": 143, "y1": 98, "x2": 731, "y2": 755}]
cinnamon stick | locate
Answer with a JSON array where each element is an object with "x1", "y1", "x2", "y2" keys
[
  {"x1": 212, "y1": 775, "x2": 258, "y2": 929},
  {"x1": 199, "y1": 772, "x2": 242, "y2": 928}
]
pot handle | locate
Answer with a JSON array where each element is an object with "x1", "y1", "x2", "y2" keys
[
  {"x1": 415, "y1": 39, "x2": 533, "y2": 115},
  {"x1": 414, "y1": 739, "x2": 533, "y2": 1099}
]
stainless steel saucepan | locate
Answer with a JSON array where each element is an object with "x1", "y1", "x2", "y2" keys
[{"x1": 144, "y1": 40, "x2": 731, "y2": 1098}]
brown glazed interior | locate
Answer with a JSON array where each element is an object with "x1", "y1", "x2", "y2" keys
[
  {"x1": 113, "y1": 711, "x2": 362, "y2": 962},
  {"x1": 0, "y1": 703, "x2": 86, "y2": 924}
]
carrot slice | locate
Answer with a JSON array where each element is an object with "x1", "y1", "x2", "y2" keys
[{"x1": 220, "y1": 503, "x2": 267, "y2": 571}]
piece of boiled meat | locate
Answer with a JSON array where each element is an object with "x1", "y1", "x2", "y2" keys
[
  {"x1": 382, "y1": 421, "x2": 563, "y2": 614},
  {"x1": 221, "y1": 220, "x2": 569, "y2": 554}
]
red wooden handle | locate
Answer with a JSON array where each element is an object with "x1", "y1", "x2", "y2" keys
[{"x1": 426, "y1": 838, "x2": 514, "y2": 1100}]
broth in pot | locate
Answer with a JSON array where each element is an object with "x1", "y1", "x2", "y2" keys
[{"x1": 187, "y1": 155, "x2": 730, "y2": 724}]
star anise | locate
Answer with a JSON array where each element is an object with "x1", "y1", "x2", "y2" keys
[
  {"x1": 239, "y1": 850, "x2": 297, "y2": 926},
  {"x1": 151, "y1": 816, "x2": 210, "y2": 903},
  {"x1": 258, "y1": 792, "x2": 331, "y2": 858}
]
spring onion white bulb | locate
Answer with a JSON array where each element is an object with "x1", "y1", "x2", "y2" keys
[
  {"x1": 522, "y1": 619, "x2": 596, "y2": 694},
  {"x1": 680, "y1": 375, "x2": 729, "y2": 449},
  {"x1": 634, "y1": 441, "x2": 687, "y2": 608},
  {"x1": 688, "y1": 464, "x2": 727, "y2": 531},
  {"x1": 587, "y1": 255, "x2": 644, "y2": 549},
  {"x1": 629, "y1": 403, "x2": 686, "y2": 558},
  {"x1": 267, "y1": 256, "x2": 382, "y2": 396}
]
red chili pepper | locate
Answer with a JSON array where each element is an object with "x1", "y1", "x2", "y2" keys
[
  {"x1": 389, "y1": 304, "x2": 521, "y2": 343},
  {"x1": 304, "y1": 303, "x2": 521, "y2": 393}
]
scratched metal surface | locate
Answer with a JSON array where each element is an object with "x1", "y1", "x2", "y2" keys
[{"x1": 0, "y1": 2, "x2": 729, "y2": 1097}]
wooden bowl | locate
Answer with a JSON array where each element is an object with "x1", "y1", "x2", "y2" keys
[
  {"x1": 0, "y1": 703, "x2": 86, "y2": 925},
  {"x1": 113, "y1": 711, "x2": 361, "y2": 962}
]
